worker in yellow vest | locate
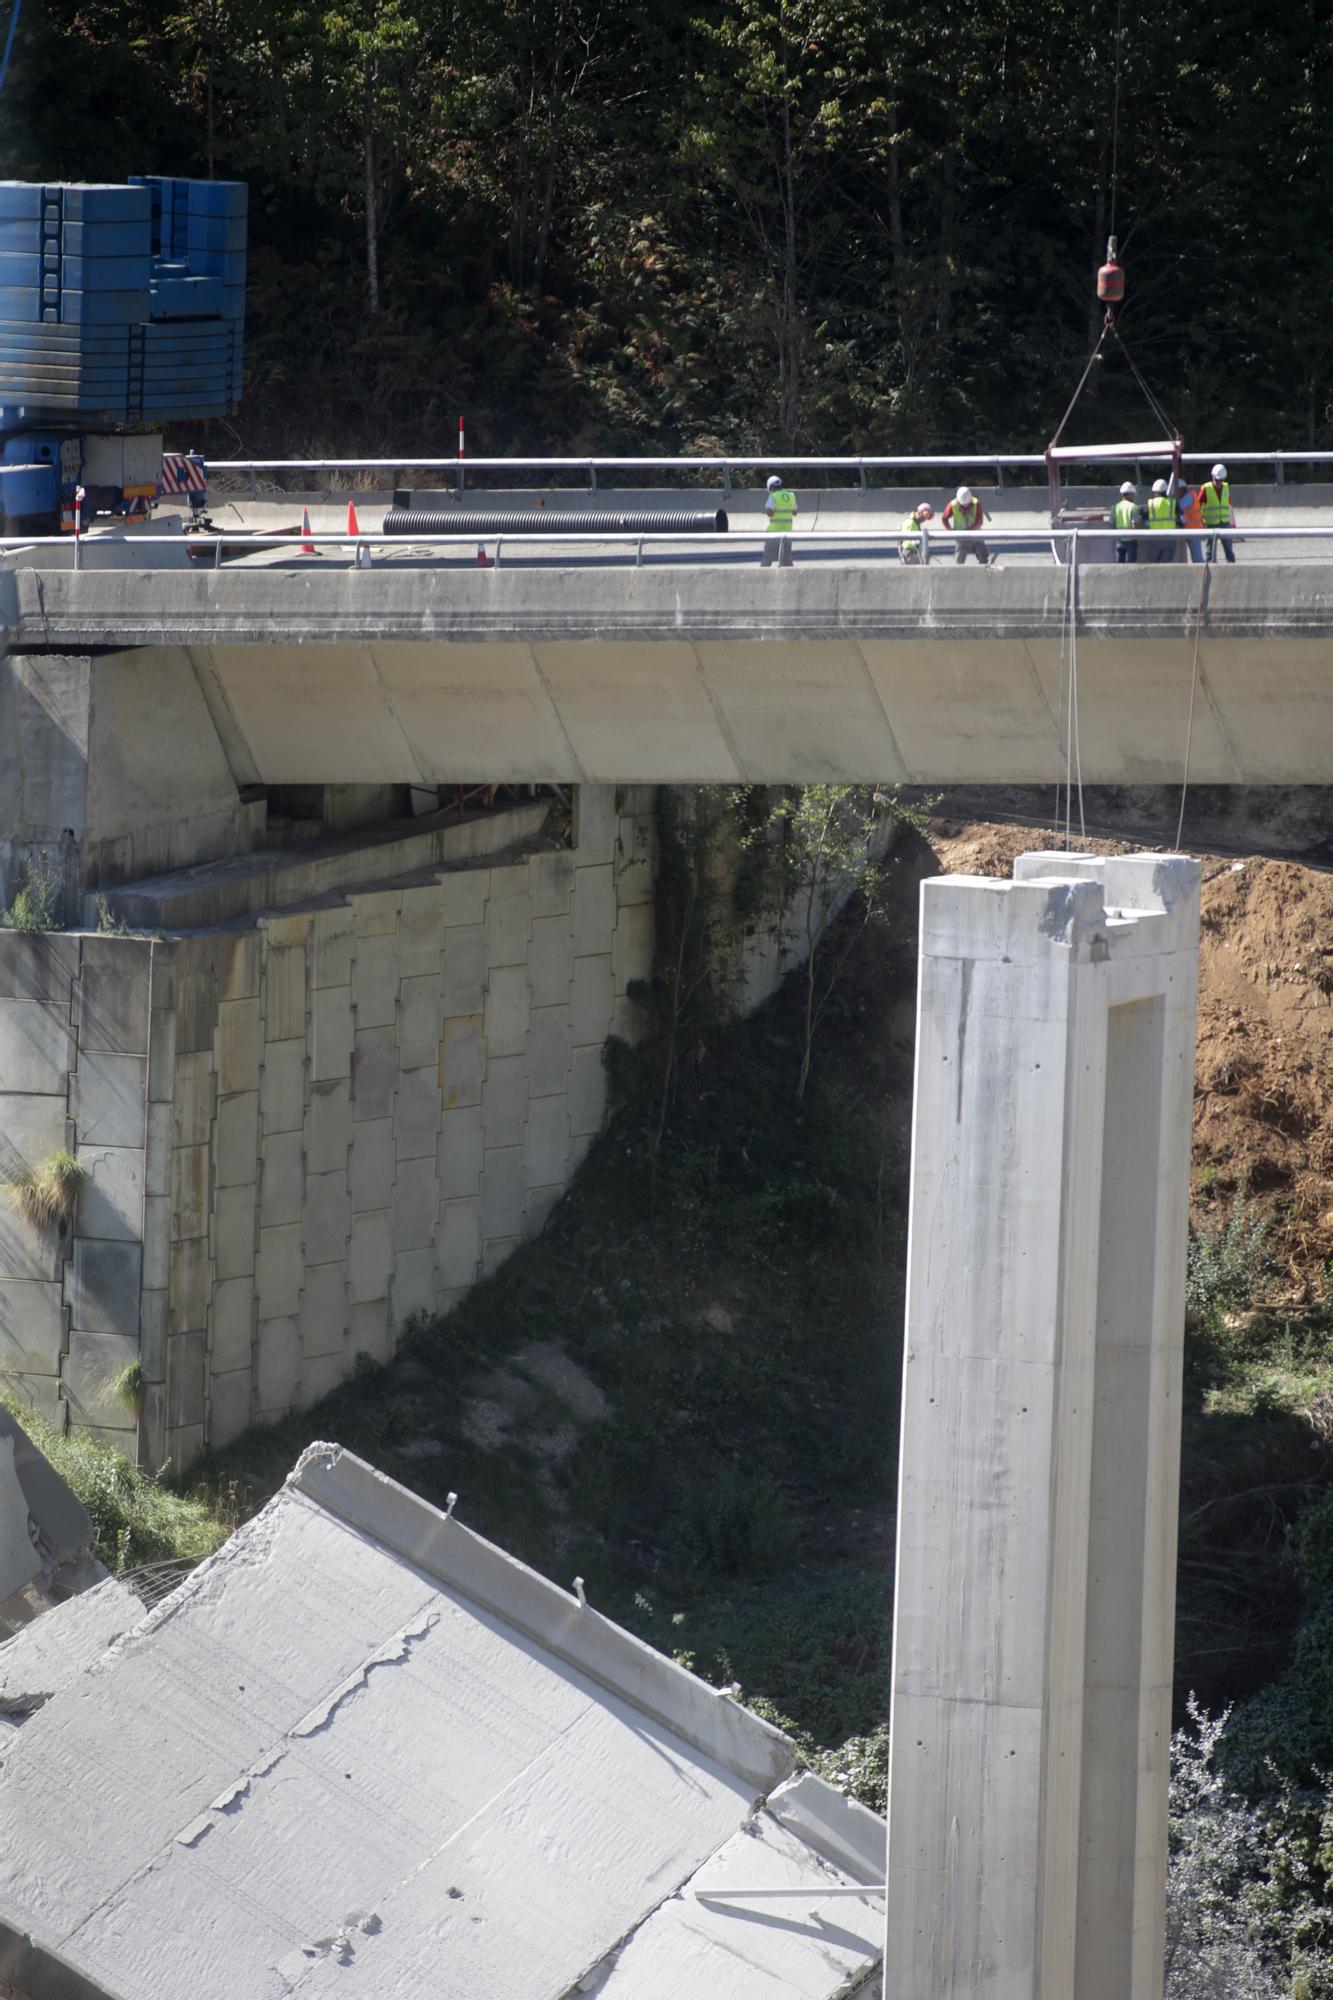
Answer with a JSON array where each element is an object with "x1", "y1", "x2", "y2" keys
[
  {"x1": 900, "y1": 502, "x2": 934, "y2": 564},
  {"x1": 1113, "y1": 481, "x2": 1144, "y2": 564},
  {"x1": 941, "y1": 486, "x2": 992, "y2": 565},
  {"x1": 1200, "y1": 463, "x2": 1236, "y2": 564},
  {"x1": 762, "y1": 474, "x2": 797, "y2": 567},
  {"x1": 1146, "y1": 478, "x2": 1180, "y2": 562}
]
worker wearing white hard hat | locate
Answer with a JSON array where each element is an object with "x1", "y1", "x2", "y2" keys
[
  {"x1": 761, "y1": 473, "x2": 797, "y2": 568},
  {"x1": 1200, "y1": 463, "x2": 1236, "y2": 564},
  {"x1": 899, "y1": 501, "x2": 934, "y2": 565},
  {"x1": 941, "y1": 483, "x2": 992, "y2": 565},
  {"x1": 1147, "y1": 477, "x2": 1180, "y2": 562},
  {"x1": 1113, "y1": 480, "x2": 1143, "y2": 564}
]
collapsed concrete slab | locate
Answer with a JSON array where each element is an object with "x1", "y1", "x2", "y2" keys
[
  {"x1": 0, "y1": 1408, "x2": 107, "y2": 1639},
  {"x1": 886, "y1": 852, "x2": 1200, "y2": 2000},
  {"x1": 0, "y1": 1444, "x2": 885, "y2": 2000}
]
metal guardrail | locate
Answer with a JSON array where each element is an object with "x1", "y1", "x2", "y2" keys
[
  {"x1": 6, "y1": 522, "x2": 1325, "y2": 571},
  {"x1": 204, "y1": 450, "x2": 1333, "y2": 496}
]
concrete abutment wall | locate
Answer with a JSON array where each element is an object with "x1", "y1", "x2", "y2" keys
[{"x1": 0, "y1": 787, "x2": 656, "y2": 1470}]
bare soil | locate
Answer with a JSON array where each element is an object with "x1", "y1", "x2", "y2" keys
[{"x1": 926, "y1": 820, "x2": 1333, "y2": 1301}]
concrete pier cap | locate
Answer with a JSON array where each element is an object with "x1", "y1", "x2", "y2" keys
[{"x1": 887, "y1": 846, "x2": 1201, "y2": 2000}]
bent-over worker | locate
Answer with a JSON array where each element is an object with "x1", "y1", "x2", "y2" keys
[
  {"x1": 762, "y1": 473, "x2": 797, "y2": 567},
  {"x1": 1113, "y1": 481, "x2": 1143, "y2": 564},
  {"x1": 900, "y1": 502, "x2": 934, "y2": 564},
  {"x1": 942, "y1": 485, "x2": 991, "y2": 565}
]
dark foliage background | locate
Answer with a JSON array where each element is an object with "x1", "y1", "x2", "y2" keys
[{"x1": 5, "y1": 0, "x2": 1331, "y2": 457}]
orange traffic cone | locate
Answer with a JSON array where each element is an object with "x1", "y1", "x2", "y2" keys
[
  {"x1": 300, "y1": 506, "x2": 315, "y2": 556},
  {"x1": 347, "y1": 499, "x2": 361, "y2": 537},
  {"x1": 476, "y1": 542, "x2": 491, "y2": 568}
]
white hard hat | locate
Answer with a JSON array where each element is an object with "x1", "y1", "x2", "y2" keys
[
  {"x1": 956, "y1": 485, "x2": 973, "y2": 504},
  {"x1": 917, "y1": 503, "x2": 934, "y2": 520},
  {"x1": 1119, "y1": 481, "x2": 1135, "y2": 496},
  {"x1": 1152, "y1": 478, "x2": 1168, "y2": 495},
  {"x1": 1212, "y1": 462, "x2": 1227, "y2": 481},
  {"x1": 766, "y1": 474, "x2": 782, "y2": 489}
]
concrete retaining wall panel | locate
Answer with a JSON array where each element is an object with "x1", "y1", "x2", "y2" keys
[
  {"x1": 259, "y1": 1131, "x2": 304, "y2": 1229},
  {"x1": 208, "y1": 1277, "x2": 253, "y2": 1373},
  {"x1": 438, "y1": 1105, "x2": 484, "y2": 1201},
  {"x1": 77, "y1": 1144, "x2": 145, "y2": 1243},
  {"x1": 68, "y1": 1239, "x2": 141, "y2": 1337},
  {"x1": 307, "y1": 1078, "x2": 352, "y2": 1174},
  {"x1": 75, "y1": 940, "x2": 150, "y2": 1054},
  {"x1": 0, "y1": 1280, "x2": 64, "y2": 1374},
  {"x1": 349, "y1": 1117, "x2": 394, "y2": 1213},
  {"x1": 213, "y1": 1183, "x2": 256, "y2": 1281},
  {"x1": 0, "y1": 1092, "x2": 68, "y2": 1182},
  {"x1": 62, "y1": 1330, "x2": 138, "y2": 1432},
  {"x1": 0, "y1": 789, "x2": 655, "y2": 1463},
  {"x1": 0, "y1": 1000, "x2": 72, "y2": 1096}
]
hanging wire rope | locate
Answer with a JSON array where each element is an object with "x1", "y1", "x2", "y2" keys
[
  {"x1": 1175, "y1": 568, "x2": 1209, "y2": 851},
  {"x1": 1109, "y1": 0, "x2": 1125, "y2": 239}
]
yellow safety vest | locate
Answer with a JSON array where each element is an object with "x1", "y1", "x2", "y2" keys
[
  {"x1": 900, "y1": 512, "x2": 924, "y2": 548},
  {"x1": 951, "y1": 498, "x2": 980, "y2": 529},
  {"x1": 1114, "y1": 499, "x2": 1138, "y2": 530},
  {"x1": 1200, "y1": 481, "x2": 1231, "y2": 527},
  {"x1": 1148, "y1": 494, "x2": 1176, "y2": 529},
  {"x1": 767, "y1": 488, "x2": 797, "y2": 532}
]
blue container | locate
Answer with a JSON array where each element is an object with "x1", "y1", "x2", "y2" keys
[
  {"x1": 0, "y1": 184, "x2": 44, "y2": 218},
  {"x1": 188, "y1": 180, "x2": 248, "y2": 218},
  {"x1": 0, "y1": 252, "x2": 153, "y2": 288},
  {"x1": 186, "y1": 216, "x2": 247, "y2": 253},
  {"x1": 62, "y1": 186, "x2": 152, "y2": 223},
  {"x1": 185, "y1": 248, "x2": 246, "y2": 282},
  {"x1": 62, "y1": 219, "x2": 151, "y2": 256},
  {"x1": 0, "y1": 460, "x2": 58, "y2": 517},
  {"x1": 61, "y1": 288, "x2": 153, "y2": 324}
]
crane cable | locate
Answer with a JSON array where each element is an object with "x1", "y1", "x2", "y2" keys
[
  {"x1": 1109, "y1": 0, "x2": 1124, "y2": 240},
  {"x1": 0, "y1": 0, "x2": 24, "y2": 96},
  {"x1": 1174, "y1": 568, "x2": 1209, "y2": 851}
]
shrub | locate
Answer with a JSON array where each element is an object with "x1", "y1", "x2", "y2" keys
[
  {"x1": 673, "y1": 1462, "x2": 789, "y2": 1578},
  {"x1": 0, "y1": 1400, "x2": 228, "y2": 1573},
  {"x1": 1166, "y1": 1701, "x2": 1286, "y2": 1998},
  {"x1": 1187, "y1": 1195, "x2": 1269, "y2": 1332},
  {"x1": 0, "y1": 859, "x2": 61, "y2": 933},
  {"x1": 5, "y1": 1151, "x2": 87, "y2": 1229}
]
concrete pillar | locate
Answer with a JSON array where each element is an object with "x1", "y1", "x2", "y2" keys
[{"x1": 885, "y1": 851, "x2": 1200, "y2": 2000}]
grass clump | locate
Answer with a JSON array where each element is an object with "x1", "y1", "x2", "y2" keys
[
  {"x1": 0, "y1": 859, "x2": 61, "y2": 933},
  {"x1": 5, "y1": 1151, "x2": 87, "y2": 1229},
  {"x1": 1, "y1": 1399, "x2": 228, "y2": 1573}
]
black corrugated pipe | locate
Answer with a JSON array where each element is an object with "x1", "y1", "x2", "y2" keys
[{"x1": 382, "y1": 507, "x2": 728, "y2": 536}]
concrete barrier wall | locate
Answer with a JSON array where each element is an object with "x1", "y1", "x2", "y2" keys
[{"x1": 0, "y1": 787, "x2": 655, "y2": 1470}]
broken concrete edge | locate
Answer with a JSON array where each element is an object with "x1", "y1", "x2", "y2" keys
[
  {"x1": 0, "y1": 1918, "x2": 126, "y2": 2000},
  {"x1": 766, "y1": 1770, "x2": 886, "y2": 1884},
  {"x1": 0, "y1": 1410, "x2": 97, "y2": 1580},
  {"x1": 0, "y1": 1578, "x2": 144, "y2": 1708},
  {"x1": 286, "y1": 1441, "x2": 798, "y2": 1798}
]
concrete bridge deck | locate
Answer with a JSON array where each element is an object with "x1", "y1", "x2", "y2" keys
[{"x1": 2, "y1": 560, "x2": 1330, "y2": 787}]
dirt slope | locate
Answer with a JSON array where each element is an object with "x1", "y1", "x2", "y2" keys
[{"x1": 929, "y1": 822, "x2": 1333, "y2": 1301}]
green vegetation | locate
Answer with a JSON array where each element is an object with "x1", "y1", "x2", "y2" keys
[
  {"x1": 0, "y1": 1400, "x2": 228, "y2": 1574},
  {"x1": 0, "y1": 859, "x2": 61, "y2": 934},
  {"x1": 1187, "y1": 1194, "x2": 1270, "y2": 1333},
  {"x1": 5, "y1": 2, "x2": 1331, "y2": 457},
  {"x1": 4, "y1": 1151, "x2": 87, "y2": 1231}
]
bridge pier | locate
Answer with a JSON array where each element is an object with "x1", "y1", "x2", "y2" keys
[{"x1": 886, "y1": 851, "x2": 1199, "y2": 1999}]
